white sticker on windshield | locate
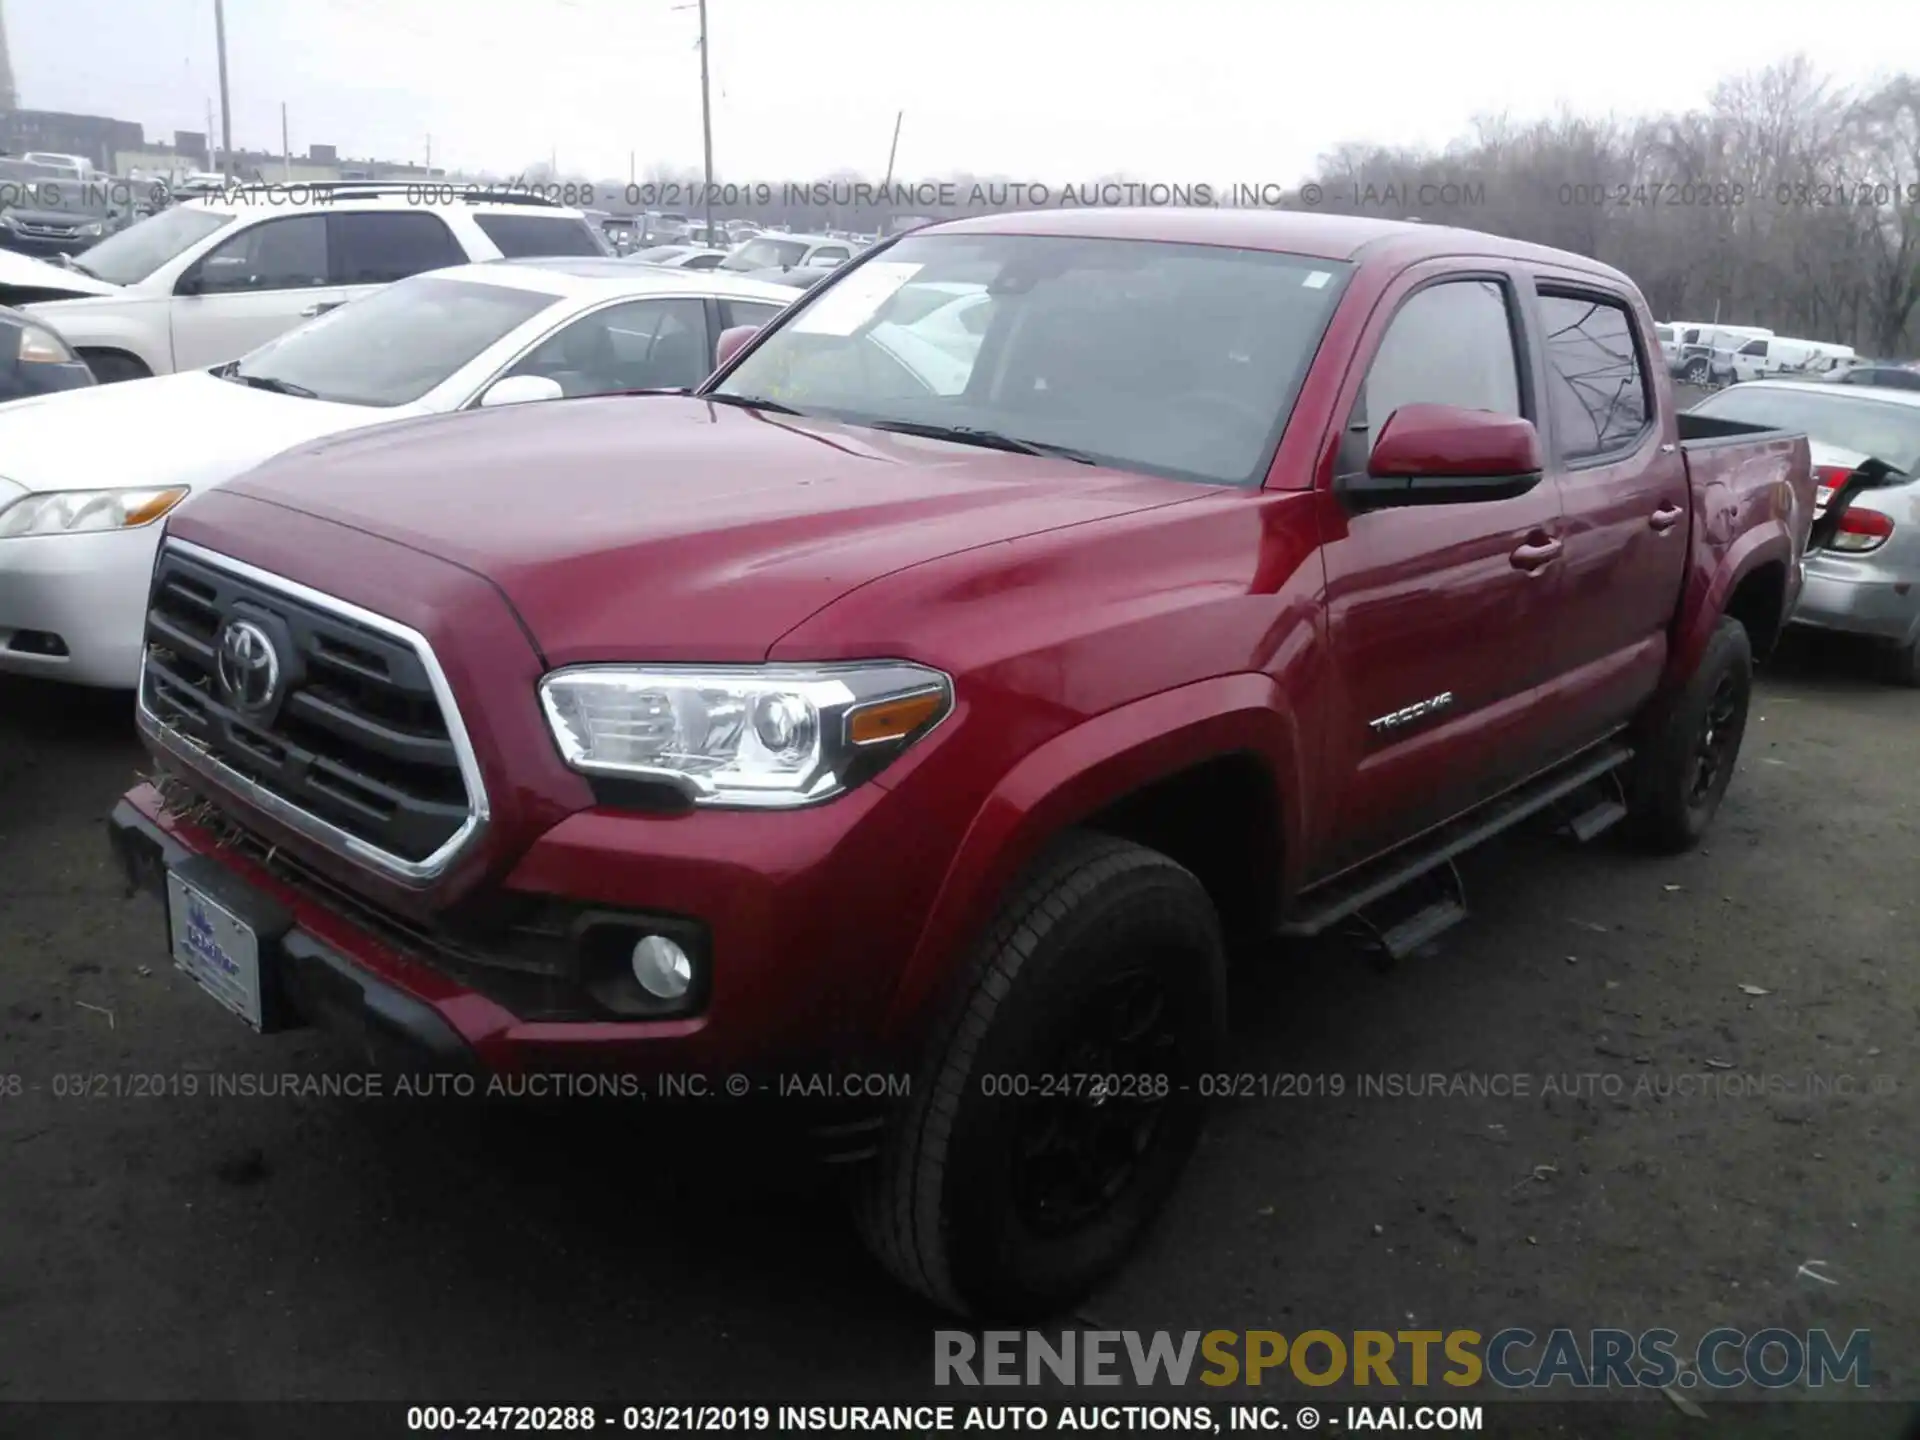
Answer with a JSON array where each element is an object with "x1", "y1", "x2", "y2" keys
[
  {"x1": 789, "y1": 261, "x2": 925, "y2": 336},
  {"x1": 1303, "y1": 271, "x2": 1332, "y2": 289}
]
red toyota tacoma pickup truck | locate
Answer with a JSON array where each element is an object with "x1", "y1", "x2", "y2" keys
[{"x1": 111, "y1": 210, "x2": 1814, "y2": 1319}]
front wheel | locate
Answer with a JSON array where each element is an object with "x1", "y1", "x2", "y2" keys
[
  {"x1": 1625, "y1": 617, "x2": 1753, "y2": 852},
  {"x1": 1684, "y1": 357, "x2": 1710, "y2": 385},
  {"x1": 855, "y1": 832, "x2": 1226, "y2": 1319}
]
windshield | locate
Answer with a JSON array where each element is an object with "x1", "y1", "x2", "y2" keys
[
  {"x1": 227, "y1": 275, "x2": 560, "y2": 407},
  {"x1": 722, "y1": 237, "x2": 808, "y2": 272},
  {"x1": 1691, "y1": 387, "x2": 1920, "y2": 472},
  {"x1": 712, "y1": 233, "x2": 1353, "y2": 485},
  {"x1": 74, "y1": 204, "x2": 231, "y2": 285}
]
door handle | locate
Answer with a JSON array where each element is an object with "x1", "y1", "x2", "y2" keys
[
  {"x1": 300, "y1": 300, "x2": 341, "y2": 318},
  {"x1": 1649, "y1": 503, "x2": 1684, "y2": 532},
  {"x1": 1510, "y1": 536, "x2": 1563, "y2": 572}
]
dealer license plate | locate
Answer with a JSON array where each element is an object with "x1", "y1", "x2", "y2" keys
[{"x1": 166, "y1": 870, "x2": 264, "y2": 1030}]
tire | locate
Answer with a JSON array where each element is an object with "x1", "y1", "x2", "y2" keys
[
  {"x1": 79, "y1": 350, "x2": 152, "y2": 385},
  {"x1": 1626, "y1": 616, "x2": 1753, "y2": 853},
  {"x1": 1684, "y1": 357, "x2": 1710, "y2": 385},
  {"x1": 1884, "y1": 634, "x2": 1920, "y2": 688},
  {"x1": 855, "y1": 831, "x2": 1226, "y2": 1319}
]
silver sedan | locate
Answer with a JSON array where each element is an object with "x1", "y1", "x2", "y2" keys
[{"x1": 1688, "y1": 380, "x2": 1920, "y2": 684}]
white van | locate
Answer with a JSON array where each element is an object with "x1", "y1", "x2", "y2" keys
[{"x1": 1718, "y1": 335, "x2": 1857, "y2": 385}]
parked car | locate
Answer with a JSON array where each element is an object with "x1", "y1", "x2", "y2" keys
[
  {"x1": 0, "y1": 159, "x2": 130, "y2": 257},
  {"x1": 1823, "y1": 361, "x2": 1920, "y2": 391},
  {"x1": 626, "y1": 243, "x2": 728, "y2": 271},
  {"x1": 19, "y1": 152, "x2": 98, "y2": 181},
  {"x1": 718, "y1": 231, "x2": 855, "y2": 273},
  {"x1": 1689, "y1": 379, "x2": 1920, "y2": 683},
  {"x1": 0, "y1": 260, "x2": 792, "y2": 686},
  {"x1": 0, "y1": 303, "x2": 97, "y2": 403},
  {"x1": 730, "y1": 264, "x2": 836, "y2": 292},
  {"x1": 3, "y1": 184, "x2": 608, "y2": 384},
  {"x1": 1715, "y1": 335, "x2": 1856, "y2": 385},
  {"x1": 107, "y1": 209, "x2": 1810, "y2": 1320},
  {"x1": 1669, "y1": 323, "x2": 1771, "y2": 385}
]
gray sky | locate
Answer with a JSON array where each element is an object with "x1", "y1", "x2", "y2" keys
[{"x1": 8, "y1": 0, "x2": 1908, "y2": 181}]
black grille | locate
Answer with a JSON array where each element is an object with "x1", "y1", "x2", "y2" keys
[{"x1": 141, "y1": 547, "x2": 473, "y2": 865}]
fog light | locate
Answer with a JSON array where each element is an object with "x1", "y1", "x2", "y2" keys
[{"x1": 631, "y1": 935, "x2": 693, "y2": 999}]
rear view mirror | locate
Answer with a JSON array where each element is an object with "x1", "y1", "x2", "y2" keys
[
  {"x1": 1340, "y1": 404, "x2": 1544, "y2": 509},
  {"x1": 714, "y1": 324, "x2": 760, "y2": 370},
  {"x1": 479, "y1": 374, "x2": 565, "y2": 408}
]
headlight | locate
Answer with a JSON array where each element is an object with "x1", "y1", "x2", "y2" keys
[
  {"x1": 539, "y1": 662, "x2": 952, "y2": 807},
  {"x1": 0, "y1": 486, "x2": 190, "y2": 538},
  {"x1": 16, "y1": 323, "x2": 78, "y2": 365},
  {"x1": 78, "y1": 221, "x2": 104, "y2": 237}
]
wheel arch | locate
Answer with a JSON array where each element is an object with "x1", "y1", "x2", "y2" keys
[{"x1": 878, "y1": 672, "x2": 1303, "y2": 1051}]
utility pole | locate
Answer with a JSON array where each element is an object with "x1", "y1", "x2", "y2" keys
[
  {"x1": 212, "y1": 0, "x2": 234, "y2": 180},
  {"x1": 205, "y1": 97, "x2": 216, "y2": 172},
  {"x1": 697, "y1": 0, "x2": 714, "y2": 242},
  {"x1": 425, "y1": 133, "x2": 432, "y2": 172},
  {"x1": 883, "y1": 110, "x2": 903, "y2": 187},
  {"x1": 281, "y1": 102, "x2": 290, "y2": 181}
]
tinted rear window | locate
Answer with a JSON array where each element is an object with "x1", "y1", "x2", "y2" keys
[{"x1": 473, "y1": 214, "x2": 607, "y2": 258}]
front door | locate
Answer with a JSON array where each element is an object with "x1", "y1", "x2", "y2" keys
[
  {"x1": 1312, "y1": 267, "x2": 1566, "y2": 876},
  {"x1": 170, "y1": 213, "x2": 344, "y2": 370}
]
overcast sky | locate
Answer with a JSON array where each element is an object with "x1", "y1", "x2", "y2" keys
[{"x1": 7, "y1": 0, "x2": 1908, "y2": 181}]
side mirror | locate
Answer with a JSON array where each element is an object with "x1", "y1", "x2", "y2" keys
[
  {"x1": 714, "y1": 324, "x2": 760, "y2": 370},
  {"x1": 1339, "y1": 404, "x2": 1544, "y2": 509},
  {"x1": 479, "y1": 374, "x2": 565, "y2": 408}
]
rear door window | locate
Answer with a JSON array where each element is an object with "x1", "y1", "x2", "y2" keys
[
  {"x1": 329, "y1": 211, "x2": 466, "y2": 285},
  {"x1": 1535, "y1": 292, "x2": 1652, "y2": 461},
  {"x1": 473, "y1": 214, "x2": 607, "y2": 258}
]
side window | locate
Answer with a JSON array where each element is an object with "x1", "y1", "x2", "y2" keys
[
  {"x1": 193, "y1": 215, "x2": 329, "y2": 293},
  {"x1": 472, "y1": 214, "x2": 605, "y2": 258},
  {"x1": 330, "y1": 212, "x2": 465, "y2": 286},
  {"x1": 720, "y1": 299, "x2": 783, "y2": 330},
  {"x1": 1536, "y1": 292, "x2": 1651, "y2": 462},
  {"x1": 1681, "y1": 328, "x2": 1700, "y2": 345},
  {"x1": 507, "y1": 297, "x2": 712, "y2": 396},
  {"x1": 1740, "y1": 339, "x2": 1767, "y2": 356},
  {"x1": 813, "y1": 247, "x2": 850, "y2": 264},
  {"x1": 1351, "y1": 278, "x2": 1522, "y2": 456},
  {"x1": 684, "y1": 253, "x2": 724, "y2": 270}
]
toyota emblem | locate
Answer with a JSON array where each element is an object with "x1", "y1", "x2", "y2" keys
[{"x1": 215, "y1": 618, "x2": 281, "y2": 712}]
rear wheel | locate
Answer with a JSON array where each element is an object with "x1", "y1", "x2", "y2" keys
[
  {"x1": 1684, "y1": 357, "x2": 1710, "y2": 385},
  {"x1": 855, "y1": 831, "x2": 1225, "y2": 1319},
  {"x1": 79, "y1": 350, "x2": 151, "y2": 385},
  {"x1": 1884, "y1": 633, "x2": 1920, "y2": 688},
  {"x1": 1626, "y1": 617, "x2": 1753, "y2": 852}
]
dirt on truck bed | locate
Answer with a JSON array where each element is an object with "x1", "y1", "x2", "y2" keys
[{"x1": 0, "y1": 637, "x2": 1914, "y2": 1433}]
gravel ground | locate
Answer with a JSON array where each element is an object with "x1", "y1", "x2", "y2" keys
[{"x1": 1, "y1": 627, "x2": 1914, "y2": 1437}]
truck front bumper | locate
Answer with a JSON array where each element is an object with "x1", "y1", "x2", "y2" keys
[{"x1": 110, "y1": 793, "x2": 485, "y2": 1074}]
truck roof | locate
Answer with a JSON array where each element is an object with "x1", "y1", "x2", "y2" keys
[{"x1": 929, "y1": 207, "x2": 1634, "y2": 285}]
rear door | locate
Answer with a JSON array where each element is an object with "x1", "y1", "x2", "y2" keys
[
  {"x1": 1521, "y1": 278, "x2": 1688, "y2": 754},
  {"x1": 170, "y1": 213, "x2": 342, "y2": 370}
]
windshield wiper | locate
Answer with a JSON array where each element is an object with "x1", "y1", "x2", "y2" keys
[
  {"x1": 699, "y1": 391, "x2": 803, "y2": 416},
  {"x1": 862, "y1": 419, "x2": 1098, "y2": 464},
  {"x1": 227, "y1": 369, "x2": 319, "y2": 399}
]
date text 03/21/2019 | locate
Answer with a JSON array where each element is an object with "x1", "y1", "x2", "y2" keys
[{"x1": 402, "y1": 1403, "x2": 1486, "y2": 1433}]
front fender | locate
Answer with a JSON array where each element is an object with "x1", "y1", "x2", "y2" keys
[{"x1": 878, "y1": 671, "x2": 1302, "y2": 1048}]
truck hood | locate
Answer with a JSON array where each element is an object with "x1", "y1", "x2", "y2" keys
[
  {"x1": 214, "y1": 393, "x2": 1202, "y2": 664},
  {"x1": 0, "y1": 246, "x2": 120, "y2": 302},
  {"x1": 0, "y1": 370, "x2": 394, "y2": 494}
]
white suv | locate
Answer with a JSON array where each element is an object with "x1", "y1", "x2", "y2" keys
[{"x1": 15, "y1": 185, "x2": 609, "y2": 382}]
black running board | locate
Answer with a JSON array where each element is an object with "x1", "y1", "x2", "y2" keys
[{"x1": 1277, "y1": 740, "x2": 1635, "y2": 942}]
